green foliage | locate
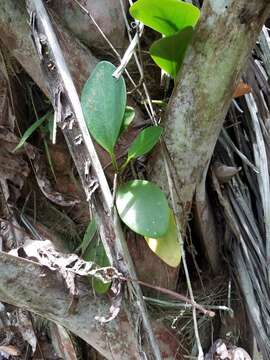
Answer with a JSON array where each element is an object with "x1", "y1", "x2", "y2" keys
[
  {"x1": 81, "y1": 61, "x2": 126, "y2": 155},
  {"x1": 81, "y1": 60, "x2": 181, "y2": 267},
  {"x1": 129, "y1": 0, "x2": 200, "y2": 36},
  {"x1": 145, "y1": 210, "x2": 181, "y2": 267},
  {"x1": 78, "y1": 219, "x2": 111, "y2": 294},
  {"x1": 150, "y1": 27, "x2": 193, "y2": 79},
  {"x1": 84, "y1": 239, "x2": 111, "y2": 295},
  {"x1": 13, "y1": 111, "x2": 52, "y2": 152},
  {"x1": 128, "y1": 126, "x2": 162, "y2": 160},
  {"x1": 116, "y1": 180, "x2": 170, "y2": 238},
  {"x1": 130, "y1": 0, "x2": 200, "y2": 78},
  {"x1": 76, "y1": 218, "x2": 97, "y2": 255},
  {"x1": 120, "y1": 106, "x2": 135, "y2": 135}
]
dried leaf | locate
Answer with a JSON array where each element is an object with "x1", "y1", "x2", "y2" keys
[
  {"x1": 205, "y1": 339, "x2": 252, "y2": 360},
  {"x1": 31, "y1": 151, "x2": 80, "y2": 207},
  {"x1": 10, "y1": 240, "x2": 123, "y2": 322},
  {"x1": 0, "y1": 345, "x2": 21, "y2": 357},
  {"x1": 0, "y1": 127, "x2": 31, "y2": 202},
  {"x1": 50, "y1": 324, "x2": 77, "y2": 360},
  {"x1": 16, "y1": 309, "x2": 37, "y2": 353},
  {"x1": 233, "y1": 81, "x2": 252, "y2": 98}
]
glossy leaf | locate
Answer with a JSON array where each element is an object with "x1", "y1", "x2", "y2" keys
[
  {"x1": 130, "y1": 0, "x2": 200, "y2": 36},
  {"x1": 120, "y1": 106, "x2": 135, "y2": 135},
  {"x1": 81, "y1": 61, "x2": 126, "y2": 155},
  {"x1": 116, "y1": 180, "x2": 170, "y2": 237},
  {"x1": 145, "y1": 210, "x2": 181, "y2": 267},
  {"x1": 128, "y1": 126, "x2": 162, "y2": 160},
  {"x1": 150, "y1": 27, "x2": 194, "y2": 78}
]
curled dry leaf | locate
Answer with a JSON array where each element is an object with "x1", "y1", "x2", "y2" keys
[
  {"x1": 30, "y1": 150, "x2": 80, "y2": 207},
  {"x1": 233, "y1": 80, "x2": 252, "y2": 98},
  {"x1": 212, "y1": 162, "x2": 241, "y2": 184},
  {"x1": 10, "y1": 240, "x2": 123, "y2": 322},
  {"x1": 205, "y1": 339, "x2": 252, "y2": 360}
]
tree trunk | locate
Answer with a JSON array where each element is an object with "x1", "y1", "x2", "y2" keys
[{"x1": 151, "y1": 0, "x2": 270, "y2": 226}]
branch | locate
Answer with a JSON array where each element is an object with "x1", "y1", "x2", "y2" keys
[
  {"x1": 0, "y1": 251, "x2": 168, "y2": 359},
  {"x1": 25, "y1": 0, "x2": 161, "y2": 358}
]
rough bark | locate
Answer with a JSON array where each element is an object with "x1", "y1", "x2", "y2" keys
[
  {"x1": 0, "y1": 251, "x2": 179, "y2": 360},
  {"x1": 0, "y1": 0, "x2": 97, "y2": 93},
  {"x1": 151, "y1": 0, "x2": 270, "y2": 225},
  {"x1": 47, "y1": 0, "x2": 127, "y2": 53}
]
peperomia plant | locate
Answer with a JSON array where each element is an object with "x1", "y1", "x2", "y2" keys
[
  {"x1": 130, "y1": 0, "x2": 200, "y2": 78},
  {"x1": 81, "y1": 60, "x2": 181, "y2": 270}
]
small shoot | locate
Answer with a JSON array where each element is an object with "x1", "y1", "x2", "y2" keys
[{"x1": 130, "y1": 0, "x2": 200, "y2": 78}]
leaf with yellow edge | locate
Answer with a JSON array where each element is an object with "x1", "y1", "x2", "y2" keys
[{"x1": 145, "y1": 210, "x2": 181, "y2": 267}]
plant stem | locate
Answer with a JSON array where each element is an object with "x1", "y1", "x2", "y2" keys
[{"x1": 110, "y1": 153, "x2": 119, "y2": 173}]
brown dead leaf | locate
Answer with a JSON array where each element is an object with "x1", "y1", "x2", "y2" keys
[{"x1": 233, "y1": 81, "x2": 252, "y2": 98}]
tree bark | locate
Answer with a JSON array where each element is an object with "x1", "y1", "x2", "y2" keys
[
  {"x1": 47, "y1": 0, "x2": 127, "y2": 53},
  {"x1": 151, "y1": 0, "x2": 270, "y2": 225},
  {"x1": 0, "y1": 0, "x2": 97, "y2": 93}
]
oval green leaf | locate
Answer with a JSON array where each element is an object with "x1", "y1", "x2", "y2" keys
[
  {"x1": 116, "y1": 180, "x2": 170, "y2": 237},
  {"x1": 130, "y1": 0, "x2": 200, "y2": 36},
  {"x1": 150, "y1": 27, "x2": 194, "y2": 78},
  {"x1": 145, "y1": 210, "x2": 181, "y2": 267},
  {"x1": 81, "y1": 61, "x2": 126, "y2": 155},
  {"x1": 128, "y1": 126, "x2": 162, "y2": 160}
]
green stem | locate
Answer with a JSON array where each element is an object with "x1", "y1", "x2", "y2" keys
[
  {"x1": 110, "y1": 153, "x2": 119, "y2": 173},
  {"x1": 119, "y1": 157, "x2": 131, "y2": 173}
]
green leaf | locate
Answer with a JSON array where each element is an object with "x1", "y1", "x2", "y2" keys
[
  {"x1": 75, "y1": 218, "x2": 97, "y2": 255},
  {"x1": 77, "y1": 219, "x2": 110, "y2": 294},
  {"x1": 81, "y1": 221, "x2": 110, "y2": 294},
  {"x1": 128, "y1": 126, "x2": 162, "y2": 160},
  {"x1": 130, "y1": 0, "x2": 200, "y2": 36},
  {"x1": 150, "y1": 27, "x2": 194, "y2": 78},
  {"x1": 116, "y1": 180, "x2": 170, "y2": 237},
  {"x1": 84, "y1": 239, "x2": 111, "y2": 295},
  {"x1": 145, "y1": 210, "x2": 181, "y2": 267},
  {"x1": 81, "y1": 61, "x2": 126, "y2": 155},
  {"x1": 13, "y1": 111, "x2": 52, "y2": 152},
  {"x1": 120, "y1": 106, "x2": 135, "y2": 135}
]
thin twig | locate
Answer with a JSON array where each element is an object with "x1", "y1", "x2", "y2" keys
[{"x1": 122, "y1": 278, "x2": 215, "y2": 317}]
